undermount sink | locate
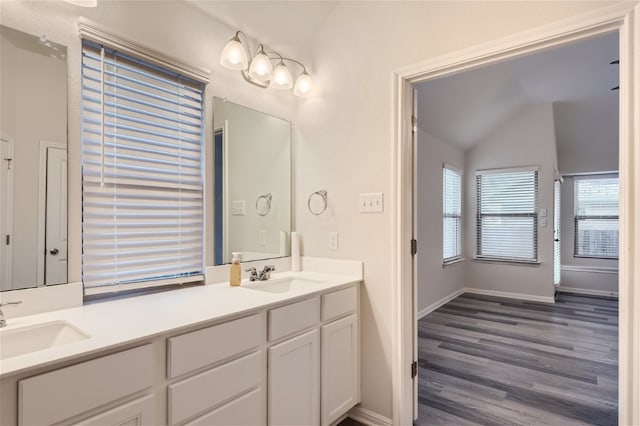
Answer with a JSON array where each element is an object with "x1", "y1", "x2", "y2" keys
[
  {"x1": 243, "y1": 276, "x2": 322, "y2": 293},
  {"x1": 0, "y1": 321, "x2": 90, "y2": 360}
]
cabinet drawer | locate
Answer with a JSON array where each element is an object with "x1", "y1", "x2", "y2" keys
[
  {"x1": 71, "y1": 394, "x2": 155, "y2": 426},
  {"x1": 322, "y1": 286, "x2": 357, "y2": 321},
  {"x1": 19, "y1": 344, "x2": 153, "y2": 426},
  {"x1": 269, "y1": 297, "x2": 319, "y2": 341},
  {"x1": 168, "y1": 313, "x2": 264, "y2": 378},
  {"x1": 186, "y1": 388, "x2": 263, "y2": 426},
  {"x1": 168, "y1": 351, "x2": 263, "y2": 425}
]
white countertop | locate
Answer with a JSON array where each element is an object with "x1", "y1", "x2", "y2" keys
[{"x1": 0, "y1": 270, "x2": 360, "y2": 378}]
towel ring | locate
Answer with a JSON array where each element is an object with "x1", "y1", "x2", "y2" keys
[
  {"x1": 308, "y1": 190, "x2": 328, "y2": 215},
  {"x1": 256, "y1": 193, "x2": 272, "y2": 216}
]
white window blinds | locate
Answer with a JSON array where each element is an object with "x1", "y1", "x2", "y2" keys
[
  {"x1": 443, "y1": 166, "x2": 462, "y2": 262},
  {"x1": 81, "y1": 39, "x2": 205, "y2": 294},
  {"x1": 574, "y1": 176, "x2": 619, "y2": 259},
  {"x1": 476, "y1": 169, "x2": 538, "y2": 262}
]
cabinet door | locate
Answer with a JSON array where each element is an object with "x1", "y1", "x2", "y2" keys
[
  {"x1": 321, "y1": 314, "x2": 358, "y2": 426},
  {"x1": 268, "y1": 329, "x2": 319, "y2": 426},
  {"x1": 72, "y1": 395, "x2": 155, "y2": 426}
]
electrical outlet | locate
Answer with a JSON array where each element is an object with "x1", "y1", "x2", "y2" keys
[
  {"x1": 359, "y1": 192, "x2": 383, "y2": 213},
  {"x1": 328, "y1": 232, "x2": 339, "y2": 251},
  {"x1": 540, "y1": 217, "x2": 548, "y2": 227}
]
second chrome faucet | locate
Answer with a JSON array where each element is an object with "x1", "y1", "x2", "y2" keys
[{"x1": 245, "y1": 265, "x2": 276, "y2": 281}]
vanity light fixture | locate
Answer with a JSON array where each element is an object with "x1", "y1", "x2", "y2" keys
[{"x1": 220, "y1": 30, "x2": 314, "y2": 97}]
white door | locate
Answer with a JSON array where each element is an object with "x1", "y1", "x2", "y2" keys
[
  {"x1": 554, "y1": 180, "x2": 561, "y2": 287},
  {"x1": 0, "y1": 138, "x2": 14, "y2": 290},
  {"x1": 321, "y1": 314, "x2": 358, "y2": 426},
  {"x1": 268, "y1": 329, "x2": 319, "y2": 426},
  {"x1": 411, "y1": 87, "x2": 419, "y2": 420},
  {"x1": 45, "y1": 147, "x2": 67, "y2": 285}
]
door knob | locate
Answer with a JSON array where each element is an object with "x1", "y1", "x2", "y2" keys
[{"x1": 49, "y1": 248, "x2": 59, "y2": 255}]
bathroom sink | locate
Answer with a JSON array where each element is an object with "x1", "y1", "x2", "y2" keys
[
  {"x1": 243, "y1": 277, "x2": 321, "y2": 293},
  {"x1": 0, "y1": 321, "x2": 90, "y2": 360}
]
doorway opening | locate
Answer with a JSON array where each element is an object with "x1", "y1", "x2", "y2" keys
[{"x1": 391, "y1": 4, "x2": 639, "y2": 425}]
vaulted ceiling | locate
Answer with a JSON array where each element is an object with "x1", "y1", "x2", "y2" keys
[{"x1": 415, "y1": 31, "x2": 619, "y2": 168}]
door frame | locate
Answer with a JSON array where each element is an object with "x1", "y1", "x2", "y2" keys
[
  {"x1": 1, "y1": 136, "x2": 15, "y2": 291},
  {"x1": 391, "y1": 3, "x2": 640, "y2": 425},
  {"x1": 37, "y1": 140, "x2": 67, "y2": 286}
]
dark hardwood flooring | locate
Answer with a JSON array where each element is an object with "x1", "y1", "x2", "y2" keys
[{"x1": 416, "y1": 292, "x2": 618, "y2": 426}]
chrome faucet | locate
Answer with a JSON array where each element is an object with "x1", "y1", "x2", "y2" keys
[
  {"x1": 0, "y1": 301, "x2": 22, "y2": 328},
  {"x1": 245, "y1": 265, "x2": 276, "y2": 282}
]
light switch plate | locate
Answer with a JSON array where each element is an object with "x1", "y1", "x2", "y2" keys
[
  {"x1": 328, "y1": 232, "x2": 339, "y2": 251},
  {"x1": 359, "y1": 192, "x2": 384, "y2": 213},
  {"x1": 258, "y1": 230, "x2": 267, "y2": 246},
  {"x1": 539, "y1": 208, "x2": 547, "y2": 217},
  {"x1": 231, "y1": 200, "x2": 246, "y2": 216}
]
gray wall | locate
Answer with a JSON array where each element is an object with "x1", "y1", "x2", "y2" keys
[
  {"x1": 416, "y1": 129, "x2": 465, "y2": 315},
  {"x1": 464, "y1": 103, "x2": 557, "y2": 300}
]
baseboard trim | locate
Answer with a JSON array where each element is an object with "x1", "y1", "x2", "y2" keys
[
  {"x1": 348, "y1": 406, "x2": 393, "y2": 426},
  {"x1": 417, "y1": 288, "x2": 465, "y2": 319},
  {"x1": 463, "y1": 287, "x2": 556, "y2": 304},
  {"x1": 557, "y1": 286, "x2": 618, "y2": 298}
]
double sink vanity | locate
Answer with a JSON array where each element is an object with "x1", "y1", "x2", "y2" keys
[{"x1": 0, "y1": 260, "x2": 362, "y2": 426}]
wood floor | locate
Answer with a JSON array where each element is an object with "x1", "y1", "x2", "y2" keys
[{"x1": 416, "y1": 292, "x2": 618, "y2": 426}]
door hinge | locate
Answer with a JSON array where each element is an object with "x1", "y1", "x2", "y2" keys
[
  {"x1": 411, "y1": 115, "x2": 417, "y2": 133},
  {"x1": 411, "y1": 239, "x2": 417, "y2": 256},
  {"x1": 5, "y1": 234, "x2": 9, "y2": 245},
  {"x1": 411, "y1": 361, "x2": 418, "y2": 378}
]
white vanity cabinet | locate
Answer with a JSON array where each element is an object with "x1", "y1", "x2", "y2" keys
[
  {"x1": 1, "y1": 280, "x2": 361, "y2": 426},
  {"x1": 18, "y1": 344, "x2": 155, "y2": 426},
  {"x1": 166, "y1": 313, "x2": 266, "y2": 425}
]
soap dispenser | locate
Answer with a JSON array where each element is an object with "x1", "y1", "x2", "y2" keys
[{"x1": 230, "y1": 252, "x2": 242, "y2": 286}]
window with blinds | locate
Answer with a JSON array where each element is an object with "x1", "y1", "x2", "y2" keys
[
  {"x1": 574, "y1": 176, "x2": 619, "y2": 259},
  {"x1": 554, "y1": 180, "x2": 561, "y2": 285},
  {"x1": 476, "y1": 168, "x2": 538, "y2": 262},
  {"x1": 81, "y1": 39, "x2": 205, "y2": 294},
  {"x1": 443, "y1": 166, "x2": 462, "y2": 262}
]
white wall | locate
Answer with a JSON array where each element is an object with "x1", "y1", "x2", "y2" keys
[
  {"x1": 464, "y1": 103, "x2": 557, "y2": 300},
  {"x1": 416, "y1": 129, "x2": 465, "y2": 315},
  {"x1": 558, "y1": 175, "x2": 619, "y2": 295},
  {"x1": 294, "y1": 1, "x2": 617, "y2": 418},
  {"x1": 0, "y1": 30, "x2": 66, "y2": 290}
]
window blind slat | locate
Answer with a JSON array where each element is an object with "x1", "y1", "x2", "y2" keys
[
  {"x1": 81, "y1": 39, "x2": 204, "y2": 291},
  {"x1": 476, "y1": 169, "x2": 538, "y2": 261}
]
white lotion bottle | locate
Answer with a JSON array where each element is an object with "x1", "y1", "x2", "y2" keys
[{"x1": 291, "y1": 232, "x2": 301, "y2": 272}]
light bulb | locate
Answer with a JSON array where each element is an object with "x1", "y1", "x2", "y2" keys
[
  {"x1": 293, "y1": 72, "x2": 313, "y2": 97},
  {"x1": 220, "y1": 36, "x2": 248, "y2": 71},
  {"x1": 271, "y1": 61, "x2": 293, "y2": 90},
  {"x1": 248, "y1": 49, "x2": 273, "y2": 82}
]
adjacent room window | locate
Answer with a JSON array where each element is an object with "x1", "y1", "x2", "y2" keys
[
  {"x1": 81, "y1": 39, "x2": 205, "y2": 294},
  {"x1": 476, "y1": 168, "x2": 538, "y2": 262},
  {"x1": 443, "y1": 165, "x2": 462, "y2": 263},
  {"x1": 574, "y1": 176, "x2": 619, "y2": 259}
]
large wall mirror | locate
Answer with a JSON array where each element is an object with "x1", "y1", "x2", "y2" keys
[
  {"x1": 1, "y1": 25, "x2": 68, "y2": 291},
  {"x1": 213, "y1": 97, "x2": 291, "y2": 265}
]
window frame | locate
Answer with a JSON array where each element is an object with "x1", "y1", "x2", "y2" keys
[
  {"x1": 442, "y1": 164, "x2": 463, "y2": 265},
  {"x1": 573, "y1": 174, "x2": 619, "y2": 260},
  {"x1": 475, "y1": 166, "x2": 539, "y2": 264}
]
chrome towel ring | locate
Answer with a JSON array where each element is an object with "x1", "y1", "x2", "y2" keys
[
  {"x1": 256, "y1": 193, "x2": 272, "y2": 216},
  {"x1": 308, "y1": 190, "x2": 328, "y2": 215}
]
